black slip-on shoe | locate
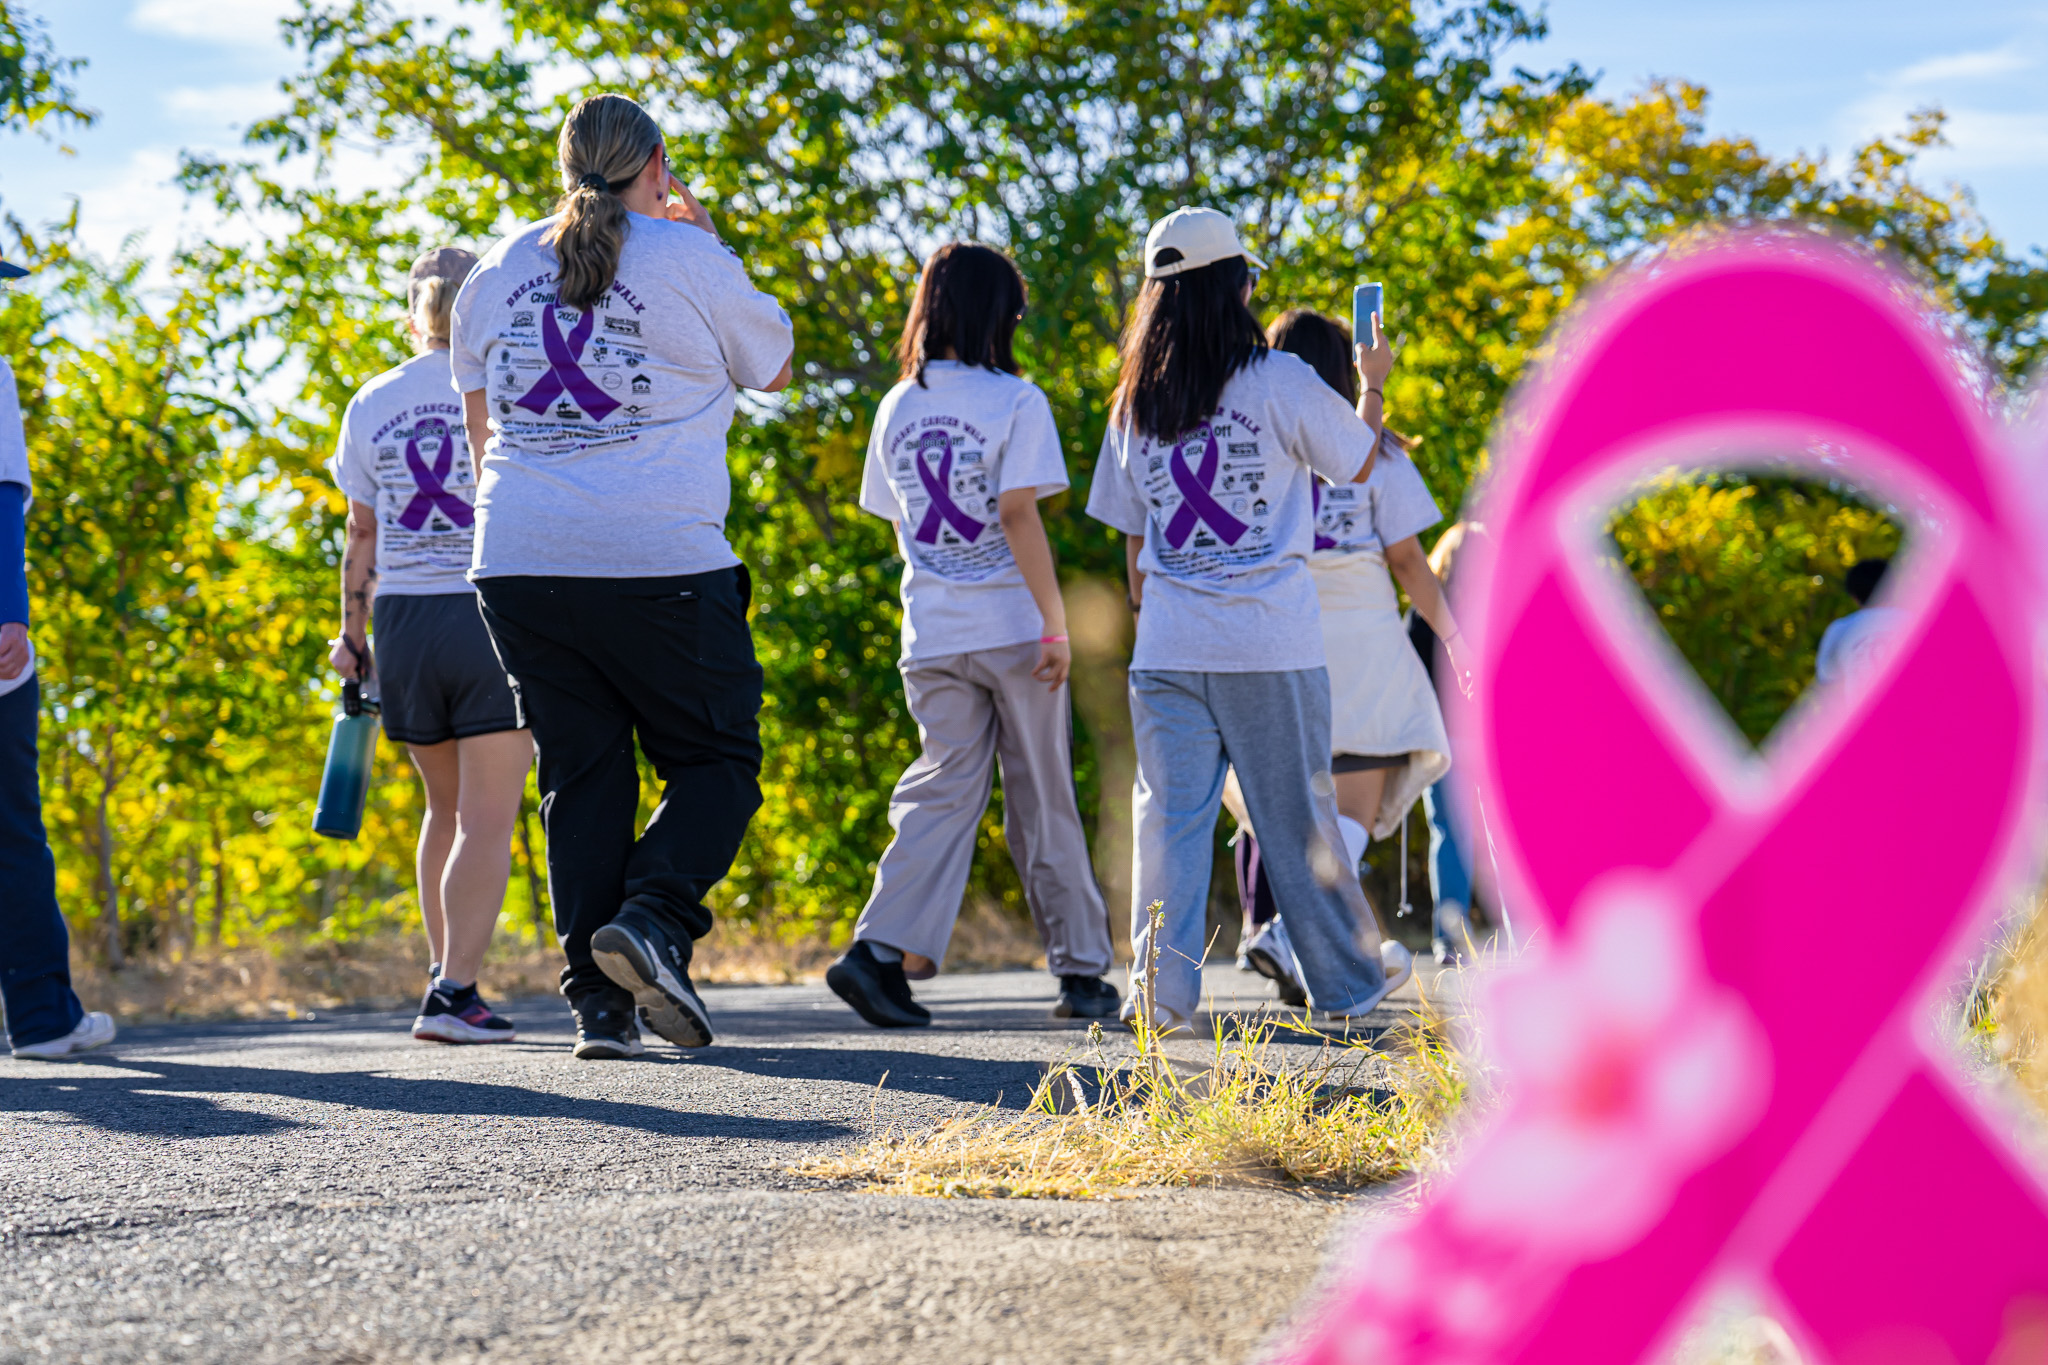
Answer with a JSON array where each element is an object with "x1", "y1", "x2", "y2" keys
[
  {"x1": 1053, "y1": 974, "x2": 1121, "y2": 1019},
  {"x1": 826, "y1": 942, "x2": 931, "y2": 1028},
  {"x1": 571, "y1": 1006, "x2": 646, "y2": 1060},
  {"x1": 589, "y1": 913, "x2": 714, "y2": 1048}
]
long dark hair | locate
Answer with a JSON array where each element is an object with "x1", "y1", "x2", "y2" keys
[
  {"x1": 1268, "y1": 306, "x2": 1418, "y2": 454},
  {"x1": 896, "y1": 243, "x2": 1027, "y2": 385},
  {"x1": 1111, "y1": 252, "x2": 1265, "y2": 440}
]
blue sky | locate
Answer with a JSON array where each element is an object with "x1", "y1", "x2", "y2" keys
[{"x1": 4, "y1": 0, "x2": 2046, "y2": 265}]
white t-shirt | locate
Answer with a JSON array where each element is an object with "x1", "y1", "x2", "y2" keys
[
  {"x1": 450, "y1": 214, "x2": 794, "y2": 579},
  {"x1": 858, "y1": 362, "x2": 1069, "y2": 661},
  {"x1": 1816, "y1": 606, "x2": 1903, "y2": 686},
  {"x1": 0, "y1": 357, "x2": 29, "y2": 497},
  {"x1": 1085, "y1": 350, "x2": 1376, "y2": 673},
  {"x1": 328, "y1": 350, "x2": 477, "y2": 597},
  {"x1": 1310, "y1": 437, "x2": 1442, "y2": 570}
]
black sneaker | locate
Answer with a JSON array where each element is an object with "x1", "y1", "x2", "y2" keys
[
  {"x1": 825, "y1": 942, "x2": 931, "y2": 1028},
  {"x1": 572, "y1": 1005, "x2": 646, "y2": 1060},
  {"x1": 589, "y1": 910, "x2": 715, "y2": 1048},
  {"x1": 1053, "y1": 974, "x2": 1121, "y2": 1020}
]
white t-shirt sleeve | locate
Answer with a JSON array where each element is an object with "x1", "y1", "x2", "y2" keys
[
  {"x1": 1084, "y1": 422, "x2": 1148, "y2": 535},
  {"x1": 0, "y1": 357, "x2": 30, "y2": 497},
  {"x1": 998, "y1": 383, "x2": 1068, "y2": 498},
  {"x1": 448, "y1": 269, "x2": 492, "y2": 394},
  {"x1": 1372, "y1": 450, "x2": 1443, "y2": 548},
  {"x1": 327, "y1": 395, "x2": 378, "y2": 505},
  {"x1": 692, "y1": 240, "x2": 794, "y2": 391},
  {"x1": 1269, "y1": 353, "x2": 1372, "y2": 484},
  {"x1": 858, "y1": 397, "x2": 900, "y2": 521}
]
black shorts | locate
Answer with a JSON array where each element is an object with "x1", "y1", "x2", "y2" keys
[
  {"x1": 373, "y1": 593, "x2": 522, "y2": 746},
  {"x1": 1331, "y1": 752, "x2": 1406, "y2": 773}
]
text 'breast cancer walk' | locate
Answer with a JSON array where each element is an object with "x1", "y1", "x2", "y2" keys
[
  {"x1": 1142, "y1": 416, "x2": 1277, "y2": 577},
  {"x1": 888, "y1": 416, "x2": 1014, "y2": 582},
  {"x1": 492, "y1": 281, "x2": 657, "y2": 455},
  {"x1": 1294, "y1": 234, "x2": 2048, "y2": 1365}
]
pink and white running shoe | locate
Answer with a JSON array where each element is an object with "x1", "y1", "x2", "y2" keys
[{"x1": 412, "y1": 982, "x2": 517, "y2": 1044}]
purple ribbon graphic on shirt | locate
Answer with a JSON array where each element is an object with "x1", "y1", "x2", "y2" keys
[
  {"x1": 1162, "y1": 427, "x2": 1249, "y2": 549},
  {"x1": 912, "y1": 434, "x2": 987, "y2": 545},
  {"x1": 1312, "y1": 480, "x2": 1336, "y2": 550},
  {"x1": 397, "y1": 420, "x2": 474, "y2": 531},
  {"x1": 514, "y1": 306, "x2": 620, "y2": 422}
]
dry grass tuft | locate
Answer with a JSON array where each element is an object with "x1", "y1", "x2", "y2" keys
[
  {"x1": 796, "y1": 1013, "x2": 1463, "y2": 1200},
  {"x1": 1991, "y1": 899, "x2": 2048, "y2": 1112},
  {"x1": 796, "y1": 904, "x2": 1464, "y2": 1200}
]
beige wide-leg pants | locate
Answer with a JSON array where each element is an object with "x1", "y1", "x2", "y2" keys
[{"x1": 853, "y1": 641, "x2": 1115, "y2": 977}]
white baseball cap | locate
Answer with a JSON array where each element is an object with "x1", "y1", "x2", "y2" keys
[{"x1": 1142, "y1": 206, "x2": 1268, "y2": 279}]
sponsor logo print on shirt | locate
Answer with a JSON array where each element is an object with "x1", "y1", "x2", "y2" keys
[
  {"x1": 1140, "y1": 413, "x2": 1279, "y2": 577},
  {"x1": 887, "y1": 415, "x2": 1014, "y2": 584}
]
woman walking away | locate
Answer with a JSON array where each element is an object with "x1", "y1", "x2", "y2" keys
[
  {"x1": 330, "y1": 247, "x2": 533, "y2": 1044},
  {"x1": 0, "y1": 247, "x2": 115, "y2": 1060},
  {"x1": 452, "y1": 94, "x2": 794, "y2": 1060},
  {"x1": 1234, "y1": 308, "x2": 1464, "y2": 1001},
  {"x1": 1084, "y1": 207, "x2": 1399, "y2": 1033},
  {"x1": 826, "y1": 243, "x2": 1120, "y2": 1029}
]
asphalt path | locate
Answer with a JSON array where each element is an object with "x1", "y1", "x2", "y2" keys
[{"x1": 2, "y1": 964, "x2": 1430, "y2": 1364}]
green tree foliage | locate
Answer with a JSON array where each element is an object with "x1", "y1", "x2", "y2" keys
[
  {"x1": 10, "y1": 0, "x2": 2044, "y2": 960},
  {"x1": 0, "y1": 1, "x2": 93, "y2": 138},
  {"x1": 1607, "y1": 475, "x2": 1904, "y2": 748}
]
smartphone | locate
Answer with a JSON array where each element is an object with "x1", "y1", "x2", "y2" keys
[{"x1": 1352, "y1": 282, "x2": 1384, "y2": 345}]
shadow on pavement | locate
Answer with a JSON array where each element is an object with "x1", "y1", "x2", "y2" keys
[
  {"x1": 704, "y1": 1046, "x2": 1049, "y2": 1110},
  {"x1": 0, "y1": 1055, "x2": 855, "y2": 1143}
]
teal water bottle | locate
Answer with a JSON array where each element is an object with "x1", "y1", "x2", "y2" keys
[{"x1": 313, "y1": 679, "x2": 381, "y2": 839}]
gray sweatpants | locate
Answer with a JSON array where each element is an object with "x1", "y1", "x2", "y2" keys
[
  {"x1": 853, "y1": 641, "x2": 1115, "y2": 977},
  {"x1": 1128, "y1": 668, "x2": 1385, "y2": 1024}
]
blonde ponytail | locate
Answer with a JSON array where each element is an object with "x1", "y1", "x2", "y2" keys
[
  {"x1": 411, "y1": 276, "x2": 458, "y2": 352},
  {"x1": 544, "y1": 94, "x2": 663, "y2": 312}
]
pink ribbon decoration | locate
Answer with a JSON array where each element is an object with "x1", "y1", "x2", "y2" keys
[
  {"x1": 514, "y1": 306, "x2": 620, "y2": 423},
  {"x1": 1296, "y1": 236, "x2": 2048, "y2": 1364},
  {"x1": 1162, "y1": 426, "x2": 1249, "y2": 549},
  {"x1": 396, "y1": 419, "x2": 474, "y2": 531},
  {"x1": 912, "y1": 432, "x2": 988, "y2": 545}
]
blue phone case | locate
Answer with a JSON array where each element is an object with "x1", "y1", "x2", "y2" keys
[
  {"x1": 1353, "y1": 283, "x2": 1384, "y2": 344},
  {"x1": 1353, "y1": 283, "x2": 1384, "y2": 345}
]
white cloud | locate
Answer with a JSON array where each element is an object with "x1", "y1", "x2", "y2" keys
[
  {"x1": 129, "y1": 0, "x2": 493, "y2": 47},
  {"x1": 163, "y1": 82, "x2": 286, "y2": 128},
  {"x1": 1920, "y1": 107, "x2": 2048, "y2": 170},
  {"x1": 1893, "y1": 47, "x2": 2034, "y2": 85},
  {"x1": 130, "y1": 0, "x2": 296, "y2": 46}
]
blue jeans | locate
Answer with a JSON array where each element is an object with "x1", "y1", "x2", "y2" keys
[
  {"x1": 1424, "y1": 777, "x2": 1472, "y2": 916},
  {"x1": 1128, "y1": 668, "x2": 1384, "y2": 1022},
  {"x1": 0, "y1": 678, "x2": 84, "y2": 1048}
]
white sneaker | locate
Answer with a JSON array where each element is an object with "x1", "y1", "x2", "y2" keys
[
  {"x1": 1321, "y1": 943, "x2": 1416, "y2": 1023},
  {"x1": 12, "y1": 1010, "x2": 116, "y2": 1060},
  {"x1": 1380, "y1": 940, "x2": 1415, "y2": 995}
]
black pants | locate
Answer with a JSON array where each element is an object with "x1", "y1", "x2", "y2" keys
[
  {"x1": 475, "y1": 568, "x2": 763, "y2": 1008},
  {"x1": 0, "y1": 678, "x2": 83, "y2": 1048}
]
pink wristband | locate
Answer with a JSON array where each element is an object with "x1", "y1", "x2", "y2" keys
[{"x1": 1041, "y1": 634, "x2": 1069, "y2": 644}]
